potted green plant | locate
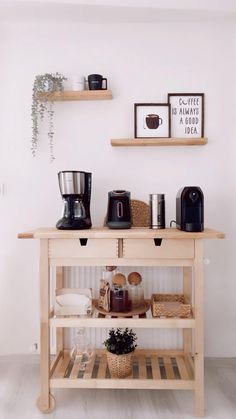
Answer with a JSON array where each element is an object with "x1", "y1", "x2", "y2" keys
[
  {"x1": 104, "y1": 328, "x2": 137, "y2": 378},
  {"x1": 31, "y1": 72, "x2": 67, "y2": 161}
]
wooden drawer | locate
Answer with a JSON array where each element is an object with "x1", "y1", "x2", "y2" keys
[
  {"x1": 123, "y1": 239, "x2": 194, "y2": 259},
  {"x1": 49, "y1": 239, "x2": 118, "y2": 259}
]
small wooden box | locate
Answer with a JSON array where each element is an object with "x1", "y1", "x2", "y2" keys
[{"x1": 151, "y1": 294, "x2": 191, "y2": 318}]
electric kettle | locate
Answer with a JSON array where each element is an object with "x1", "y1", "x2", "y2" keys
[{"x1": 106, "y1": 190, "x2": 132, "y2": 229}]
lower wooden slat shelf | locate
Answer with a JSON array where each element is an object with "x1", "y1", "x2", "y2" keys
[{"x1": 50, "y1": 349, "x2": 194, "y2": 390}]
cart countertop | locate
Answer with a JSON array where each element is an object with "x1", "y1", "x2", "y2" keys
[{"x1": 18, "y1": 227, "x2": 225, "y2": 240}]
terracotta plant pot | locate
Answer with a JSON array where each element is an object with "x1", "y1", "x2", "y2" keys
[{"x1": 106, "y1": 350, "x2": 134, "y2": 378}]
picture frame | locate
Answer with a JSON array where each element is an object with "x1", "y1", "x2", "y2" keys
[
  {"x1": 134, "y1": 103, "x2": 170, "y2": 138},
  {"x1": 168, "y1": 93, "x2": 204, "y2": 138}
]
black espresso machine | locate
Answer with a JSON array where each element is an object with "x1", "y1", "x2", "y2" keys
[
  {"x1": 176, "y1": 186, "x2": 204, "y2": 232},
  {"x1": 56, "y1": 171, "x2": 92, "y2": 230}
]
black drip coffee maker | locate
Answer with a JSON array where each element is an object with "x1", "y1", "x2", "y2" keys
[{"x1": 56, "y1": 171, "x2": 92, "y2": 230}]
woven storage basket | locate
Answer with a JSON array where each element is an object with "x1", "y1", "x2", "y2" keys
[
  {"x1": 106, "y1": 350, "x2": 134, "y2": 378},
  {"x1": 151, "y1": 294, "x2": 191, "y2": 318}
]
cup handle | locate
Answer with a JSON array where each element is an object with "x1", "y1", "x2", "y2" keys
[
  {"x1": 159, "y1": 117, "x2": 163, "y2": 125},
  {"x1": 102, "y1": 78, "x2": 107, "y2": 90}
]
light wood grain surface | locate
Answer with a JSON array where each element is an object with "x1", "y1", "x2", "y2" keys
[
  {"x1": 0, "y1": 355, "x2": 235, "y2": 419},
  {"x1": 111, "y1": 138, "x2": 208, "y2": 146},
  {"x1": 18, "y1": 227, "x2": 225, "y2": 240}
]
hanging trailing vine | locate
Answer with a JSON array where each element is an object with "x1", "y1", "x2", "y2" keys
[{"x1": 31, "y1": 72, "x2": 67, "y2": 162}]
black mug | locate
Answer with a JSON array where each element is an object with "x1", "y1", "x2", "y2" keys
[{"x1": 88, "y1": 74, "x2": 107, "y2": 90}]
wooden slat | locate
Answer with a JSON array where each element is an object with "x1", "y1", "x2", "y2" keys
[
  {"x1": 138, "y1": 355, "x2": 147, "y2": 379},
  {"x1": 63, "y1": 348, "x2": 184, "y2": 357},
  {"x1": 185, "y1": 353, "x2": 195, "y2": 377},
  {"x1": 70, "y1": 360, "x2": 81, "y2": 379},
  {"x1": 97, "y1": 354, "x2": 107, "y2": 378},
  {"x1": 176, "y1": 356, "x2": 190, "y2": 380},
  {"x1": 150, "y1": 355, "x2": 161, "y2": 379},
  {"x1": 163, "y1": 357, "x2": 175, "y2": 379},
  {"x1": 50, "y1": 351, "x2": 63, "y2": 377},
  {"x1": 83, "y1": 353, "x2": 96, "y2": 379},
  {"x1": 53, "y1": 352, "x2": 70, "y2": 379},
  {"x1": 50, "y1": 378, "x2": 194, "y2": 390},
  {"x1": 50, "y1": 257, "x2": 194, "y2": 267},
  {"x1": 50, "y1": 315, "x2": 195, "y2": 329}
]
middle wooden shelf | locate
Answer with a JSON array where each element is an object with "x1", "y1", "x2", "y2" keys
[{"x1": 50, "y1": 301, "x2": 195, "y2": 329}]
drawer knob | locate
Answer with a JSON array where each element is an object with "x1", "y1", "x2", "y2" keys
[
  {"x1": 154, "y1": 238, "x2": 162, "y2": 246},
  {"x1": 79, "y1": 238, "x2": 88, "y2": 246}
]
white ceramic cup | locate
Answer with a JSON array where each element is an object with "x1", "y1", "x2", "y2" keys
[{"x1": 72, "y1": 75, "x2": 85, "y2": 91}]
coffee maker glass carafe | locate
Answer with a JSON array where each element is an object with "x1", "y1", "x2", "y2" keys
[{"x1": 56, "y1": 171, "x2": 92, "y2": 230}]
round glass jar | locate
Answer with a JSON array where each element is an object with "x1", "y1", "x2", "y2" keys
[
  {"x1": 128, "y1": 272, "x2": 144, "y2": 309},
  {"x1": 110, "y1": 273, "x2": 131, "y2": 312}
]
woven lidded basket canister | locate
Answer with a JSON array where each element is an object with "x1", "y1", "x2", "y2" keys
[{"x1": 106, "y1": 350, "x2": 134, "y2": 378}]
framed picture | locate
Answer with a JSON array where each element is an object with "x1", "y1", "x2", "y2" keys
[
  {"x1": 134, "y1": 103, "x2": 170, "y2": 138},
  {"x1": 168, "y1": 93, "x2": 204, "y2": 138}
]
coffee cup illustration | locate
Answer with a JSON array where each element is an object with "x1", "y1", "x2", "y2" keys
[{"x1": 144, "y1": 114, "x2": 163, "y2": 129}]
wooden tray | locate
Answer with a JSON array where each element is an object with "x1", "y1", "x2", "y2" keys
[{"x1": 95, "y1": 301, "x2": 150, "y2": 317}]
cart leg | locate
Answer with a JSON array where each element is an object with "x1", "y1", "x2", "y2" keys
[
  {"x1": 56, "y1": 267, "x2": 64, "y2": 354},
  {"x1": 183, "y1": 266, "x2": 192, "y2": 354},
  {"x1": 37, "y1": 239, "x2": 55, "y2": 413},
  {"x1": 193, "y1": 240, "x2": 204, "y2": 417}
]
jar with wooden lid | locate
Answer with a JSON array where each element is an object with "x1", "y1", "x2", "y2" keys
[
  {"x1": 110, "y1": 273, "x2": 131, "y2": 312},
  {"x1": 128, "y1": 272, "x2": 144, "y2": 309}
]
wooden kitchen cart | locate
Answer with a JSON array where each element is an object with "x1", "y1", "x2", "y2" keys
[{"x1": 18, "y1": 227, "x2": 224, "y2": 417}]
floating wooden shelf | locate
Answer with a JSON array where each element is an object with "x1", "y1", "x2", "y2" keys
[
  {"x1": 111, "y1": 137, "x2": 208, "y2": 146},
  {"x1": 50, "y1": 349, "x2": 194, "y2": 389},
  {"x1": 37, "y1": 90, "x2": 113, "y2": 101}
]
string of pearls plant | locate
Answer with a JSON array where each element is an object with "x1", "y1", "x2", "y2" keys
[{"x1": 31, "y1": 72, "x2": 67, "y2": 162}]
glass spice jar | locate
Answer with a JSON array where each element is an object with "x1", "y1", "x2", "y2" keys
[
  {"x1": 128, "y1": 272, "x2": 144, "y2": 309},
  {"x1": 110, "y1": 273, "x2": 131, "y2": 312}
]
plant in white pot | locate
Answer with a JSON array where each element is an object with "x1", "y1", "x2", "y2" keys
[
  {"x1": 31, "y1": 72, "x2": 67, "y2": 161},
  {"x1": 104, "y1": 328, "x2": 137, "y2": 378}
]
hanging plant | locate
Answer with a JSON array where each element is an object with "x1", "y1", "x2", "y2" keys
[{"x1": 31, "y1": 72, "x2": 67, "y2": 161}]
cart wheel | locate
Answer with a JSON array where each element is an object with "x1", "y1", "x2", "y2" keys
[{"x1": 36, "y1": 393, "x2": 56, "y2": 413}]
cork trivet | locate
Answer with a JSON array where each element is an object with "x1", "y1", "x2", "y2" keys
[{"x1": 131, "y1": 199, "x2": 150, "y2": 227}]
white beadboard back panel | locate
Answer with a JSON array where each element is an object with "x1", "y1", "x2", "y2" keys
[{"x1": 61, "y1": 266, "x2": 183, "y2": 350}]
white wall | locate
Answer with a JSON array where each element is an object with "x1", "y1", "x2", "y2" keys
[{"x1": 0, "y1": 14, "x2": 235, "y2": 356}]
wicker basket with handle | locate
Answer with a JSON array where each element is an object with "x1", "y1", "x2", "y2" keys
[
  {"x1": 151, "y1": 294, "x2": 192, "y2": 318},
  {"x1": 106, "y1": 350, "x2": 134, "y2": 378}
]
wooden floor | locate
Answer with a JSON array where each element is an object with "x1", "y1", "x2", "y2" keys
[{"x1": 0, "y1": 356, "x2": 235, "y2": 419}]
